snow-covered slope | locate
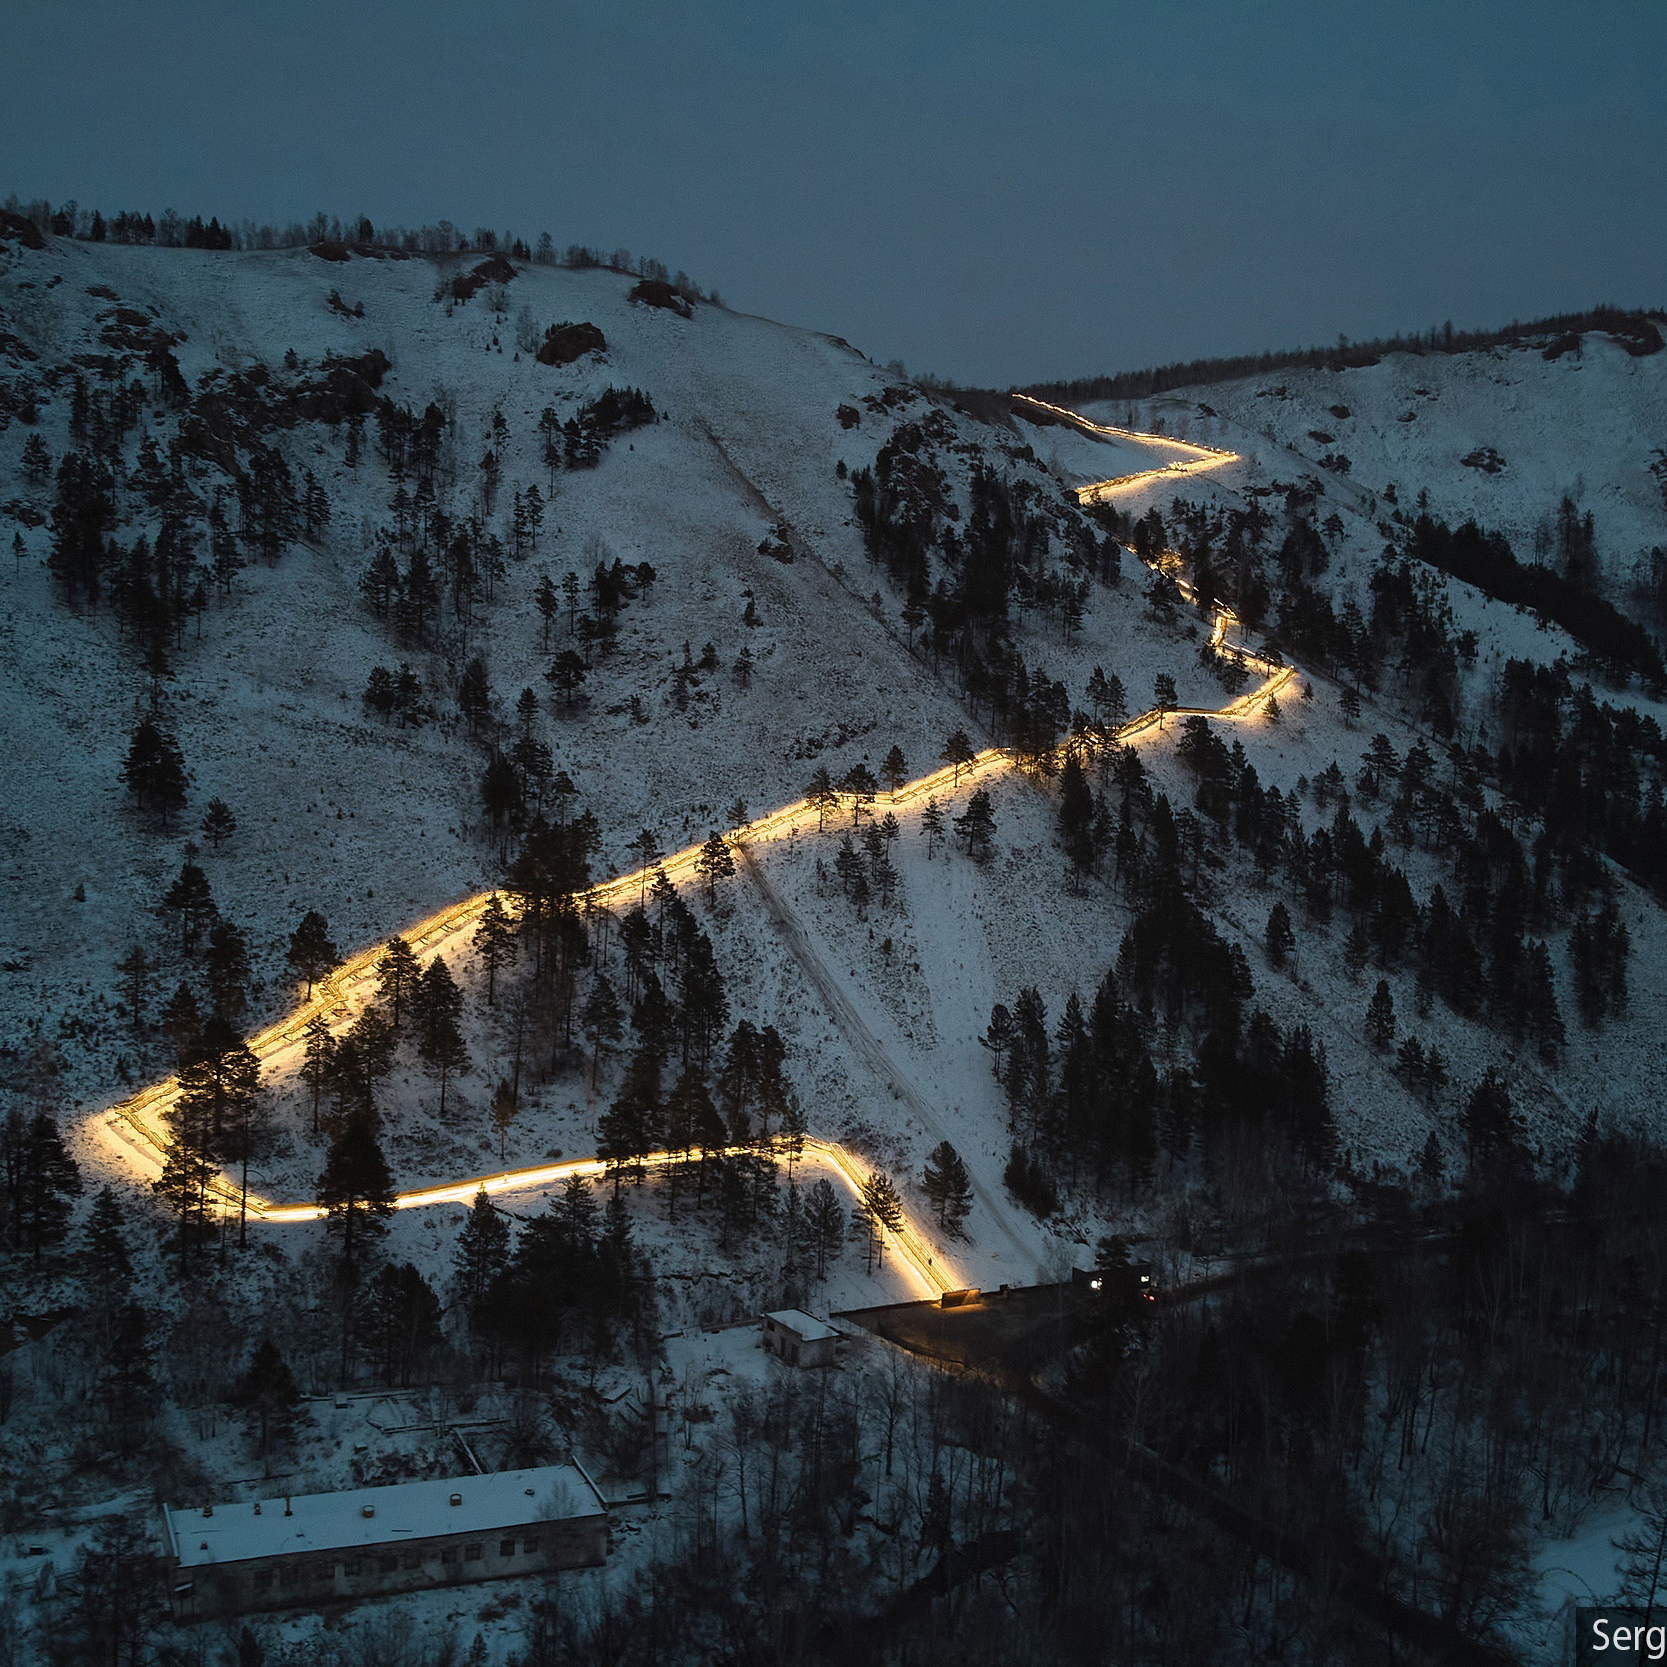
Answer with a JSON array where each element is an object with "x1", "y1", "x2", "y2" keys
[
  {"x1": 1083, "y1": 326, "x2": 1667, "y2": 590},
  {"x1": 6, "y1": 231, "x2": 1667, "y2": 1313}
]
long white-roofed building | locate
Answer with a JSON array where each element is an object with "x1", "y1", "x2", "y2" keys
[{"x1": 163, "y1": 1463, "x2": 608, "y2": 1617}]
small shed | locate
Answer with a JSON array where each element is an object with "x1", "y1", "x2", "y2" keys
[{"x1": 760, "y1": 1309, "x2": 841, "y2": 1368}]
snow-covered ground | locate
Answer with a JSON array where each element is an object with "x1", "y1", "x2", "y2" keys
[{"x1": 6, "y1": 234, "x2": 1667, "y2": 1658}]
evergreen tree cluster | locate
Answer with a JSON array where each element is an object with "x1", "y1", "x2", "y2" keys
[
  {"x1": 456, "y1": 1177, "x2": 646, "y2": 1377},
  {"x1": 849, "y1": 420, "x2": 1117, "y2": 699},
  {"x1": 1497, "y1": 657, "x2": 1667, "y2": 902},
  {"x1": 1163, "y1": 713, "x2": 1593, "y2": 1055},
  {"x1": 1410, "y1": 512, "x2": 1661, "y2": 686}
]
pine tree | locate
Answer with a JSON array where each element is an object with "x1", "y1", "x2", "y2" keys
[
  {"x1": 472, "y1": 892, "x2": 517, "y2": 1005},
  {"x1": 159, "y1": 982, "x2": 202, "y2": 1067},
  {"x1": 922, "y1": 1141, "x2": 973, "y2": 1236},
  {"x1": 1265, "y1": 902, "x2": 1295, "y2": 969},
  {"x1": 807, "y1": 765, "x2": 840, "y2": 832},
  {"x1": 1463, "y1": 1068, "x2": 1523, "y2": 1179},
  {"x1": 21, "y1": 432, "x2": 51, "y2": 485},
  {"x1": 1367, "y1": 979, "x2": 1396, "y2": 1050},
  {"x1": 582, "y1": 974, "x2": 625, "y2": 1088},
  {"x1": 851, "y1": 1171, "x2": 905, "y2": 1274},
  {"x1": 414, "y1": 956, "x2": 469, "y2": 1116},
  {"x1": 881, "y1": 745, "x2": 909, "y2": 797},
  {"x1": 81, "y1": 1186, "x2": 133, "y2": 1288},
  {"x1": 546, "y1": 648, "x2": 588, "y2": 708},
  {"x1": 160, "y1": 859, "x2": 216, "y2": 956},
  {"x1": 376, "y1": 936, "x2": 422, "y2": 1028},
  {"x1": 286, "y1": 910, "x2": 341, "y2": 997},
  {"x1": 201, "y1": 797, "x2": 237, "y2": 849},
  {"x1": 301, "y1": 1013, "x2": 334, "y2": 1136},
  {"x1": 842, "y1": 763, "x2": 879, "y2": 823},
  {"x1": 941, "y1": 729, "x2": 976, "y2": 784},
  {"x1": 120, "y1": 719, "x2": 187, "y2": 828},
  {"x1": 1417, "y1": 1130, "x2": 1445, "y2": 1185},
  {"x1": 317, "y1": 1109, "x2": 396, "y2": 1276},
  {"x1": 175, "y1": 1038, "x2": 260, "y2": 1235},
  {"x1": 954, "y1": 788, "x2": 997, "y2": 858},
  {"x1": 113, "y1": 944, "x2": 154, "y2": 1033},
  {"x1": 1521, "y1": 939, "x2": 1565, "y2": 1064},
  {"x1": 204, "y1": 916, "x2": 252, "y2": 1024},
  {"x1": 695, "y1": 832, "x2": 735, "y2": 902},
  {"x1": 363, "y1": 1262, "x2": 444, "y2": 1387},
  {"x1": 14, "y1": 1112, "x2": 84, "y2": 1262},
  {"x1": 598, "y1": 1076, "x2": 654, "y2": 1193},
  {"x1": 1087, "y1": 665, "x2": 1128, "y2": 731},
  {"x1": 455, "y1": 1186, "x2": 511, "y2": 1322},
  {"x1": 98, "y1": 1300, "x2": 156, "y2": 1442},
  {"x1": 153, "y1": 1094, "x2": 218, "y2": 1275},
  {"x1": 230, "y1": 1339, "x2": 304, "y2": 1471},
  {"x1": 490, "y1": 1079, "x2": 519, "y2": 1160},
  {"x1": 515, "y1": 685, "x2": 541, "y2": 737},
  {"x1": 1058, "y1": 754, "x2": 1095, "y2": 878},
  {"x1": 921, "y1": 796, "x2": 945, "y2": 859},
  {"x1": 805, "y1": 1177, "x2": 844, "y2": 1279},
  {"x1": 983, "y1": 1003, "x2": 1014, "y2": 1079},
  {"x1": 213, "y1": 1049, "x2": 271, "y2": 1247}
]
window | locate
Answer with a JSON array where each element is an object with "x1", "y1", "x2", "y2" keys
[
  {"x1": 464, "y1": 1543, "x2": 482, "y2": 1561},
  {"x1": 522, "y1": 1539, "x2": 539, "y2": 1555},
  {"x1": 343, "y1": 1559, "x2": 362, "y2": 1577},
  {"x1": 500, "y1": 1539, "x2": 516, "y2": 1558},
  {"x1": 440, "y1": 1546, "x2": 457, "y2": 1565},
  {"x1": 252, "y1": 1570, "x2": 273, "y2": 1591},
  {"x1": 379, "y1": 1555, "x2": 398, "y2": 1574},
  {"x1": 402, "y1": 1552, "x2": 421, "y2": 1570}
]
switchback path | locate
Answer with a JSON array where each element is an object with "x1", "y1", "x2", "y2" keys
[{"x1": 88, "y1": 406, "x2": 1282, "y2": 1298}]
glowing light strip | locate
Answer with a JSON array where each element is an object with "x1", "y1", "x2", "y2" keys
[
  {"x1": 89, "y1": 400, "x2": 1295, "y2": 1304},
  {"x1": 1010, "y1": 391, "x2": 1240, "y2": 500}
]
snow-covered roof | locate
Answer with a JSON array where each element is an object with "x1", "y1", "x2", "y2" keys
[
  {"x1": 763, "y1": 1309, "x2": 841, "y2": 1343},
  {"x1": 164, "y1": 1465, "x2": 605, "y2": 1569}
]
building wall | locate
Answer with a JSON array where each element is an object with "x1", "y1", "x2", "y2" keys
[
  {"x1": 176, "y1": 1512, "x2": 607, "y2": 1618},
  {"x1": 762, "y1": 1320, "x2": 837, "y2": 1368}
]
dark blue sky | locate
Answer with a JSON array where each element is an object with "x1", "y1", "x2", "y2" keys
[{"x1": 4, "y1": 1, "x2": 1662, "y2": 385}]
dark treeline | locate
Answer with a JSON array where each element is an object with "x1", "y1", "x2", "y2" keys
[
  {"x1": 1410, "y1": 512, "x2": 1664, "y2": 688},
  {"x1": 990, "y1": 690, "x2": 1637, "y2": 1217},
  {"x1": 1497, "y1": 657, "x2": 1667, "y2": 903},
  {"x1": 2, "y1": 191, "x2": 719, "y2": 300},
  {"x1": 989, "y1": 747, "x2": 1335, "y2": 1208},
  {"x1": 1019, "y1": 303, "x2": 1665, "y2": 406},
  {"x1": 1158, "y1": 486, "x2": 1656, "y2": 948}
]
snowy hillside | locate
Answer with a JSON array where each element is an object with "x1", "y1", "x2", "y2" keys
[
  {"x1": 3, "y1": 229, "x2": 1666, "y2": 1272},
  {"x1": 0, "y1": 229, "x2": 1196, "y2": 1294},
  {"x1": 7, "y1": 219, "x2": 1667, "y2": 1665}
]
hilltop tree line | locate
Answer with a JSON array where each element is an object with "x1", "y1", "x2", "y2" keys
[
  {"x1": 4, "y1": 192, "x2": 720, "y2": 299},
  {"x1": 1022, "y1": 302, "x2": 1664, "y2": 406}
]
